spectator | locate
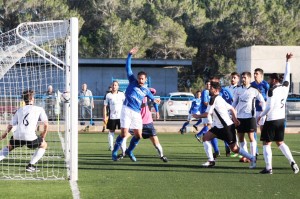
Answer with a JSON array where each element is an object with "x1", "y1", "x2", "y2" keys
[{"x1": 79, "y1": 83, "x2": 94, "y2": 119}]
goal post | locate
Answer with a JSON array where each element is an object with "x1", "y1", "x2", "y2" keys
[{"x1": 0, "y1": 18, "x2": 78, "y2": 180}]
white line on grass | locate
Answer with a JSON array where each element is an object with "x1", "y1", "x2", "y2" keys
[
  {"x1": 291, "y1": 151, "x2": 300, "y2": 154},
  {"x1": 58, "y1": 131, "x2": 80, "y2": 199}
]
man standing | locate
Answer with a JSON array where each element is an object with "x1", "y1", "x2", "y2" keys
[
  {"x1": 233, "y1": 72, "x2": 265, "y2": 162},
  {"x1": 0, "y1": 89, "x2": 48, "y2": 172},
  {"x1": 103, "y1": 81, "x2": 125, "y2": 151},
  {"x1": 193, "y1": 82, "x2": 256, "y2": 168},
  {"x1": 251, "y1": 68, "x2": 270, "y2": 156},
  {"x1": 79, "y1": 83, "x2": 94, "y2": 119},
  {"x1": 111, "y1": 47, "x2": 160, "y2": 161},
  {"x1": 44, "y1": 85, "x2": 57, "y2": 120},
  {"x1": 258, "y1": 53, "x2": 299, "y2": 174}
]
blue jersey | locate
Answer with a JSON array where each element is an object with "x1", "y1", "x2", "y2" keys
[
  {"x1": 251, "y1": 80, "x2": 269, "y2": 111},
  {"x1": 189, "y1": 97, "x2": 201, "y2": 114},
  {"x1": 123, "y1": 53, "x2": 155, "y2": 112},
  {"x1": 200, "y1": 90, "x2": 210, "y2": 114},
  {"x1": 219, "y1": 87, "x2": 233, "y2": 105}
]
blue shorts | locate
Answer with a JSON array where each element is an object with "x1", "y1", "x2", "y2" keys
[{"x1": 129, "y1": 123, "x2": 157, "y2": 139}]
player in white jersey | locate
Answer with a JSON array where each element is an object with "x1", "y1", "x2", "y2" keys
[
  {"x1": 233, "y1": 72, "x2": 265, "y2": 163},
  {"x1": 103, "y1": 81, "x2": 125, "y2": 151},
  {"x1": 258, "y1": 53, "x2": 299, "y2": 174},
  {"x1": 0, "y1": 89, "x2": 48, "y2": 172},
  {"x1": 193, "y1": 82, "x2": 256, "y2": 168}
]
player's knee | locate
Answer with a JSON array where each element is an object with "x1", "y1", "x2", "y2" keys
[{"x1": 41, "y1": 141, "x2": 48, "y2": 149}]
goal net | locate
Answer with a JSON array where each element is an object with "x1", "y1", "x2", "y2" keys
[{"x1": 0, "y1": 18, "x2": 78, "y2": 180}]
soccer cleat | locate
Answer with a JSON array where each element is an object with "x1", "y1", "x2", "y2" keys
[
  {"x1": 160, "y1": 156, "x2": 168, "y2": 163},
  {"x1": 194, "y1": 134, "x2": 202, "y2": 142},
  {"x1": 193, "y1": 125, "x2": 198, "y2": 131},
  {"x1": 117, "y1": 154, "x2": 124, "y2": 160},
  {"x1": 179, "y1": 128, "x2": 184, "y2": 135},
  {"x1": 213, "y1": 152, "x2": 220, "y2": 159},
  {"x1": 26, "y1": 164, "x2": 40, "y2": 172},
  {"x1": 260, "y1": 168, "x2": 273, "y2": 174},
  {"x1": 230, "y1": 152, "x2": 238, "y2": 158},
  {"x1": 125, "y1": 150, "x2": 137, "y2": 162},
  {"x1": 202, "y1": 161, "x2": 215, "y2": 168},
  {"x1": 108, "y1": 146, "x2": 113, "y2": 151},
  {"x1": 249, "y1": 158, "x2": 256, "y2": 169},
  {"x1": 239, "y1": 157, "x2": 250, "y2": 163},
  {"x1": 291, "y1": 162, "x2": 299, "y2": 174}
]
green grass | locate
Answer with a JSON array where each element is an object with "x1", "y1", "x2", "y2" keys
[{"x1": 0, "y1": 133, "x2": 300, "y2": 199}]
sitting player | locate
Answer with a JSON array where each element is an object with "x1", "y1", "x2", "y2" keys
[{"x1": 0, "y1": 89, "x2": 48, "y2": 172}]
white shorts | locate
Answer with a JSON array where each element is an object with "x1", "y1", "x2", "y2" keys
[
  {"x1": 187, "y1": 113, "x2": 199, "y2": 121},
  {"x1": 120, "y1": 106, "x2": 143, "y2": 130},
  {"x1": 256, "y1": 111, "x2": 266, "y2": 126},
  {"x1": 202, "y1": 114, "x2": 212, "y2": 124}
]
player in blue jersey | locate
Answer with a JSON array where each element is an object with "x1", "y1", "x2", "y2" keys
[
  {"x1": 111, "y1": 47, "x2": 160, "y2": 161},
  {"x1": 179, "y1": 91, "x2": 202, "y2": 134},
  {"x1": 251, "y1": 68, "x2": 270, "y2": 156},
  {"x1": 195, "y1": 81, "x2": 220, "y2": 157}
]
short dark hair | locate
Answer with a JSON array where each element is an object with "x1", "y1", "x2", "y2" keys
[
  {"x1": 112, "y1": 80, "x2": 119, "y2": 85},
  {"x1": 231, "y1": 72, "x2": 240, "y2": 78},
  {"x1": 205, "y1": 80, "x2": 210, "y2": 84},
  {"x1": 269, "y1": 73, "x2": 279, "y2": 81},
  {"x1": 137, "y1": 71, "x2": 147, "y2": 77},
  {"x1": 254, "y1": 68, "x2": 264, "y2": 74},
  {"x1": 209, "y1": 76, "x2": 220, "y2": 82},
  {"x1": 241, "y1": 72, "x2": 251, "y2": 78},
  {"x1": 195, "y1": 90, "x2": 202, "y2": 94},
  {"x1": 210, "y1": 81, "x2": 221, "y2": 90},
  {"x1": 22, "y1": 89, "x2": 34, "y2": 104}
]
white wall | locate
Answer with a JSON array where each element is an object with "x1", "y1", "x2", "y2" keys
[{"x1": 236, "y1": 46, "x2": 300, "y2": 94}]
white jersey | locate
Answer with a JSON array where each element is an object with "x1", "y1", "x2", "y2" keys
[
  {"x1": 104, "y1": 91, "x2": 125, "y2": 119},
  {"x1": 233, "y1": 85, "x2": 265, "y2": 119},
  {"x1": 207, "y1": 96, "x2": 233, "y2": 128},
  {"x1": 226, "y1": 85, "x2": 239, "y2": 97},
  {"x1": 260, "y1": 62, "x2": 290, "y2": 121},
  {"x1": 11, "y1": 105, "x2": 48, "y2": 141}
]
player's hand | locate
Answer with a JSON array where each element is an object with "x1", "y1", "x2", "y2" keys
[
  {"x1": 156, "y1": 112, "x2": 160, "y2": 120},
  {"x1": 192, "y1": 114, "x2": 199, "y2": 118},
  {"x1": 257, "y1": 116, "x2": 261, "y2": 124},
  {"x1": 234, "y1": 119, "x2": 240, "y2": 127},
  {"x1": 1, "y1": 132, "x2": 7, "y2": 140},
  {"x1": 154, "y1": 98, "x2": 161, "y2": 104},
  {"x1": 129, "y1": 47, "x2": 138, "y2": 55},
  {"x1": 286, "y1": 53, "x2": 293, "y2": 62}
]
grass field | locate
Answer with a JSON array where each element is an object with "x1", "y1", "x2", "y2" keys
[{"x1": 0, "y1": 132, "x2": 300, "y2": 199}]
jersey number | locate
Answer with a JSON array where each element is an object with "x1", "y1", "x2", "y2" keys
[
  {"x1": 23, "y1": 113, "x2": 29, "y2": 126},
  {"x1": 280, "y1": 99, "x2": 285, "y2": 108}
]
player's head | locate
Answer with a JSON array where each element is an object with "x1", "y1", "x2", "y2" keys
[
  {"x1": 268, "y1": 73, "x2": 280, "y2": 86},
  {"x1": 209, "y1": 82, "x2": 221, "y2": 96},
  {"x1": 22, "y1": 89, "x2": 35, "y2": 105},
  {"x1": 205, "y1": 80, "x2": 211, "y2": 90},
  {"x1": 195, "y1": 90, "x2": 201, "y2": 98},
  {"x1": 48, "y1": 85, "x2": 53, "y2": 92},
  {"x1": 254, "y1": 68, "x2": 264, "y2": 83},
  {"x1": 149, "y1": 88, "x2": 156, "y2": 95},
  {"x1": 230, "y1": 72, "x2": 240, "y2": 86},
  {"x1": 111, "y1": 81, "x2": 119, "y2": 92},
  {"x1": 241, "y1": 72, "x2": 251, "y2": 86},
  {"x1": 82, "y1": 83, "x2": 87, "y2": 91},
  {"x1": 210, "y1": 76, "x2": 220, "y2": 83},
  {"x1": 137, "y1": 71, "x2": 147, "y2": 86}
]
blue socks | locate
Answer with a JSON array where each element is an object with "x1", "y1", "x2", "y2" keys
[
  {"x1": 126, "y1": 136, "x2": 140, "y2": 154},
  {"x1": 181, "y1": 121, "x2": 190, "y2": 131},
  {"x1": 211, "y1": 138, "x2": 219, "y2": 154},
  {"x1": 112, "y1": 135, "x2": 123, "y2": 160},
  {"x1": 194, "y1": 119, "x2": 202, "y2": 126},
  {"x1": 196, "y1": 126, "x2": 208, "y2": 137}
]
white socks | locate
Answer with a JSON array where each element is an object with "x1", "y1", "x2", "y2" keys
[
  {"x1": 121, "y1": 137, "x2": 127, "y2": 156},
  {"x1": 279, "y1": 143, "x2": 295, "y2": 164},
  {"x1": 263, "y1": 145, "x2": 272, "y2": 170},
  {"x1": 0, "y1": 146, "x2": 9, "y2": 161},
  {"x1": 250, "y1": 141, "x2": 257, "y2": 157},
  {"x1": 108, "y1": 132, "x2": 114, "y2": 150},
  {"x1": 240, "y1": 141, "x2": 248, "y2": 153},
  {"x1": 155, "y1": 144, "x2": 164, "y2": 157},
  {"x1": 30, "y1": 148, "x2": 46, "y2": 165},
  {"x1": 203, "y1": 141, "x2": 214, "y2": 161}
]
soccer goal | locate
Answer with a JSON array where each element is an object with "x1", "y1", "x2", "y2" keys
[{"x1": 0, "y1": 18, "x2": 78, "y2": 180}]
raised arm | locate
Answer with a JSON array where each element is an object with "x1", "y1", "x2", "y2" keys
[
  {"x1": 283, "y1": 53, "x2": 292, "y2": 83},
  {"x1": 126, "y1": 47, "x2": 138, "y2": 79}
]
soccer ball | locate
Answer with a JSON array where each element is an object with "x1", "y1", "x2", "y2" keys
[{"x1": 60, "y1": 91, "x2": 70, "y2": 103}]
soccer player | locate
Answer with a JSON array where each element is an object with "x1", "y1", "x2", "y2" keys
[
  {"x1": 194, "y1": 81, "x2": 219, "y2": 157},
  {"x1": 119, "y1": 88, "x2": 168, "y2": 162},
  {"x1": 251, "y1": 68, "x2": 270, "y2": 156},
  {"x1": 258, "y1": 53, "x2": 299, "y2": 174},
  {"x1": 103, "y1": 81, "x2": 125, "y2": 151},
  {"x1": 193, "y1": 82, "x2": 256, "y2": 168},
  {"x1": 233, "y1": 72, "x2": 266, "y2": 163},
  {"x1": 79, "y1": 83, "x2": 94, "y2": 120},
  {"x1": 102, "y1": 86, "x2": 112, "y2": 132},
  {"x1": 111, "y1": 47, "x2": 160, "y2": 161},
  {"x1": 179, "y1": 90, "x2": 202, "y2": 134},
  {"x1": 0, "y1": 89, "x2": 48, "y2": 172}
]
